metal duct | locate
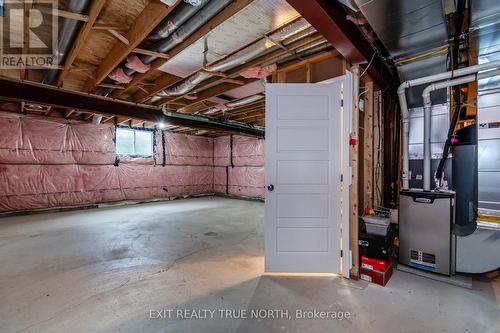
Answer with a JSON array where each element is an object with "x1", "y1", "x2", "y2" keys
[
  {"x1": 148, "y1": 0, "x2": 210, "y2": 42},
  {"x1": 154, "y1": 18, "x2": 311, "y2": 99},
  {"x1": 43, "y1": 0, "x2": 91, "y2": 85},
  {"x1": 204, "y1": 94, "x2": 264, "y2": 114}
]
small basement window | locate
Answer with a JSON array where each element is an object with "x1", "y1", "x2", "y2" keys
[{"x1": 115, "y1": 127, "x2": 153, "y2": 156}]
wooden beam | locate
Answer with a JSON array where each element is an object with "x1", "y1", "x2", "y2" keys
[
  {"x1": 0, "y1": 78, "x2": 264, "y2": 137},
  {"x1": 44, "y1": 106, "x2": 52, "y2": 116},
  {"x1": 39, "y1": 7, "x2": 89, "y2": 22},
  {"x1": 133, "y1": 48, "x2": 170, "y2": 60},
  {"x1": 83, "y1": 0, "x2": 181, "y2": 92},
  {"x1": 20, "y1": 1, "x2": 33, "y2": 80},
  {"x1": 112, "y1": 0, "x2": 255, "y2": 99},
  {"x1": 107, "y1": 29, "x2": 129, "y2": 45},
  {"x1": 286, "y1": 0, "x2": 392, "y2": 87},
  {"x1": 92, "y1": 24, "x2": 127, "y2": 31},
  {"x1": 65, "y1": 109, "x2": 76, "y2": 118},
  {"x1": 98, "y1": 83, "x2": 126, "y2": 90},
  {"x1": 57, "y1": 0, "x2": 107, "y2": 87},
  {"x1": 167, "y1": 78, "x2": 257, "y2": 108}
]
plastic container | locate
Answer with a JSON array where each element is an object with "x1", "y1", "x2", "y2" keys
[{"x1": 361, "y1": 215, "x2": 391, "y2": 236}]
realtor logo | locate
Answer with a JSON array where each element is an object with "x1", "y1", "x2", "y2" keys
[{"x1": 1, "y1": 0, "x2": 58, "y2": 69}]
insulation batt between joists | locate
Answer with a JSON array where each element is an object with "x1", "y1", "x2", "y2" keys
[{"x1": 213, "y1": 135, "x2": 265, "y2": 199}]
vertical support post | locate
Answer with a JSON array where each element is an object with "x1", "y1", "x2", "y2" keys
[
  {"x1": 363, "y1": 81, "x2": 374, "y2": 208},
  {"x1": 349, "y1": 66, "x2": 360, "y2": 278}
]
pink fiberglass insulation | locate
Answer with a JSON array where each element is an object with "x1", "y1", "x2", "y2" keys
[
  {"x1": 164, "y1": 132, "x2": 214, "y2": 166},
  {"x1": 0, "y1": 164, "x2": 214, "y2": 211},
  {"x1": 214, "y1": 136, "x2": 230, "y2": 166},
  {"x1": 232, "y1": 135, "x2": 264, "y2": 166},
  {"x1": 213, "y1": 166, "x2": 228, "y2": 194},
  {"x1": 228, "y1": 166, "x2": 265, "y2": 199},
  {"x1": 108, "y1": 68, "x2": 133, "y2": 84},
  {"x1": 125, "y1": 55, "x2": 151, "y2": 73},
  {"x1": 240, "y1": 63, "x2": 277, "y2": 79},
  {"x1": 0, "y1": 113, "x2": 115, "y2": 165}
]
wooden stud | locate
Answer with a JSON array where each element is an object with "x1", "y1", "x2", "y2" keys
[
  {"x1": 363, "y1": 81, "x2": 374, "y2": 210},
  {"x1": 349, "y1": 65, "x2": 360, "y2": 279}
]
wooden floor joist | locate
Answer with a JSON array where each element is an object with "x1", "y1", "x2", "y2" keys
[
  {"x1": 57, "y1": 0, "x2": 107, "y2": 87},
  {"x1": 83, "y1": 0, "x2": 182, "y2": 92},
  {"x1": 113, "y1": 0, "x2": 255, "y2": 99}
]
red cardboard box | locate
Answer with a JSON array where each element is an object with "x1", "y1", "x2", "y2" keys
[
  {"x1": 360, "y1": 263, "x2": 393, "y2": 286},
  {"x1": 361, "y1": 255, "x2": 392, "y2": 272}
]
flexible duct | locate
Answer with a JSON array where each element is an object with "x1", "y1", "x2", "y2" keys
[
  {"x1": 398, "y1": 59, "x2": 500, "y2": 190},
  {"x1": 154, "y1": 18, "x2": 311, "y2": 99},
  {"x1": 204, "y1": 94, "x2": 264, "y2": 114},
  {"x1": 420, "y1": 67, "x2": 500, "y2": 191},
  {"x1": 43, "y1": 0, "x2": 91, "y2": 85}
]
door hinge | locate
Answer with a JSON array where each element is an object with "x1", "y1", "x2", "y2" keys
[
  {"x1": 340, "y1": 174, "x2": 343, "y2": 182},
  {"x1": 341, "y1": 99, "x2": 344, "y2": 107},
  {"x1": 340, "y1": 250, "x2": 343, "y2": 258}
]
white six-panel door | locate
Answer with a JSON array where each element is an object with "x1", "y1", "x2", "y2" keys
[{"x1": 265, "y1": 75, "x2": 351, "y2": 275}]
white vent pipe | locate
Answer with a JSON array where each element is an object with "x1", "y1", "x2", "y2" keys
[
  {"x1": 398, "y1": 59, "x2": 500, "y2": 190},
  {"x1": 420, "y1": 67, "x2": 500, "y2": 190}
]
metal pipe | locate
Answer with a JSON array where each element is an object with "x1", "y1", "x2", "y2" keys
[
  {"x1": 43, "y1": 0, "x2": 91, "y2": 85},
  {"x1": 398, "y1": 59, "x2": 500, "y2": 189},
  {"x1": 420, "y1": 67, "x2": 500, "y2": 190}
]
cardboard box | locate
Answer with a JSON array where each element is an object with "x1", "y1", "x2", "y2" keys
[{"x1": 360, "y1": 263, "x2": 393, "y2": 286}]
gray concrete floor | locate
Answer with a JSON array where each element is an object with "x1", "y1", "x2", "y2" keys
[{"x1": 0, "y1": 196, "x2": 498, "y2": 333}]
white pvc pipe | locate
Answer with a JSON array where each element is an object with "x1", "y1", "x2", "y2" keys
[
  {"x1": 398, "y1": 59, "x2": 500, "y2": 190},
  {"x1": 420, "y1": 67, "x2": 500, "y2": 190}
]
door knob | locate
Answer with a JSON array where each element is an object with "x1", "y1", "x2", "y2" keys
[{"x1": 267, "y1": 184, "x2": 274, "y2": 191}]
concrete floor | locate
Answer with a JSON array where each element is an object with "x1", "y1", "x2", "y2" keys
[{"x1": 0, "y1": 196, "x2": 498, "y2": 333}]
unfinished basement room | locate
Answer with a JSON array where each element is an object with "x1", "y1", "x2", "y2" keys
[{"x1": 0, "y1": 0, "x2": 499, "y2": 332}]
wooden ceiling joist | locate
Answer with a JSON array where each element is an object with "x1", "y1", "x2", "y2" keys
[
  {"x1": 83, "y1": 0, "x2": 182, "y2": 92},
  {"x1": 133, "y1": 31, "x2": 321, "y2": 106},
  {"x1": 65, "y1": 109, "x2": 76, "y2": 118},
  {"x1": 160, "y1": 78, "x2": 257, "y2": 108},
  {"x1": 112, "y1": 0, "x2": 255, "y2": 99},
  {"x1": 57, "y1": 0, "x2": 107, "y2": 87},
  {"x1": 133, "y1": 48, "x2": 170, "y2": 60}
]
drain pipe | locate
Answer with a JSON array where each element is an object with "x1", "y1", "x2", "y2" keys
[
  {"x1": 398, "y1": 59, "x2": 500, "y2": 190},
  {"x1": 421, "y1": 67, "x2": 500, "y2": 190}
]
